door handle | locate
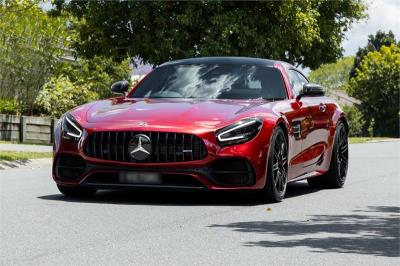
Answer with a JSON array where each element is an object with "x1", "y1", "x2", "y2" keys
[{"x1": 319, "y1": 103, "x2": 327, "y2": 112}]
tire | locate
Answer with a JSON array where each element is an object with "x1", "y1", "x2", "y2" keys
[
  {"x1": 57, "y1": 184, "x2": 97, "y2": 197},
  {"x1": 307, "y1": 121, "x2": 348, "y2": 188},
  {"x1": 262, "y1": 126, "x2": 288, "y2": 202}
]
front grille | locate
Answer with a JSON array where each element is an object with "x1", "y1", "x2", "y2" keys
[{"x1": 84, "y1": 131, "x2": 208, "y2": 163}]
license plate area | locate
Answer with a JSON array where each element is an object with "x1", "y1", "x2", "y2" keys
[{"x1": 119, "y1": 172, "x2": 162, "y2": 184}]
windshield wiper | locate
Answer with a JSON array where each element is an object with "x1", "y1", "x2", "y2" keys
[
  {"x1": 149, "y1": 96, "x2": 183, "y2": 99},
  {"x1": 263, "y1": 97, "x2": 285, "y2": 101}
]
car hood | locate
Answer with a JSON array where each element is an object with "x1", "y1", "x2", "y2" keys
[{"x1": 82, "y1": 98, "x2": 271, "y2": 130}]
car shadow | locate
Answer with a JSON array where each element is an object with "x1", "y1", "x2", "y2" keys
[
  {"x1": 37, "y1": 181, "x2": 320, "y2": 206},
  {"x1": 208, "y1": 205, "x2": 400, "y2": 257}
]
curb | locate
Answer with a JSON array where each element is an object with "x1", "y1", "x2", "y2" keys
[
  {"x1": 350, "y1": 138, "x2": 400, "y2": 144},
  {"x1": 366, "y1": 139, "x2": 400, "y2": 143},
  {"x1": 0, "y1": 158, "x2": 52, "y2": 170}
]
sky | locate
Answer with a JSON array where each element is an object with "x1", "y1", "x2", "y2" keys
[{"x1": 342, "y1": 0, "x2": 400, "y2": 56}]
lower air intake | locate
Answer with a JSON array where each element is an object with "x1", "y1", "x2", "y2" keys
[
  {"x1": 55, "y1": 154, "x2": 86, "y2": 180},
  {"x1": 211, "y1": 158, "x2": 255, "y2": 186}
]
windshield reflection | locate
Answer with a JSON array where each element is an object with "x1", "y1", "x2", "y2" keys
[{"x1": 130, "y1": 64, "x2": 286, "y2": 100}]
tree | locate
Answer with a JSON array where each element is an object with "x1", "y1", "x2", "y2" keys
[
  {"x1": 54, "y1": 56, "x2": 132, "y2": 99},
  {"x1": 342, "y1": 105, "x2": 365, "y2": 137},
  {"x1": 34, "y1": 56, "x2": 131, "y2": 117},
  {"x1": 347, "y1": 44, "x2": 400, "y2": 137},
  {"x1": 308, "y1": 56, "x2": 354, "y2": 92},
  {"x1": 0, "y1": 0, "x2": 68, "y2": 114},
  {"x1": 52, "y1": 0, "x2": 366, "y2": 68},
  {"x1": 350, "y1": 30, "x2": 398, "y2": 78},
  {"x1": 34, "y1": 76, "x2": 97, "y2": 118}
]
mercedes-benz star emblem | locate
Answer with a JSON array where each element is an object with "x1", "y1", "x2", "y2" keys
[{"x1": 128, "y1": 134, "x2": 152, "y2": 160}]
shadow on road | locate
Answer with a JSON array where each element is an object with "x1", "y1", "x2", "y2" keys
[
  {"x1": 38, "y1": 181, "x2": 319, "y2": 206},
  {"x1": 209, "y1": 205, "x2": 400, "y2": 257}
]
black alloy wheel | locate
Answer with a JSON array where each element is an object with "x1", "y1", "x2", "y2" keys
[{"x1": 263, "y1": 127, "x2": 288, "y2": 202}]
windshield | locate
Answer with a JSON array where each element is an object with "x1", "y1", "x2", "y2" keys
[{"x1": 130, "y1": 64, "x2": 287, "y2": 100}]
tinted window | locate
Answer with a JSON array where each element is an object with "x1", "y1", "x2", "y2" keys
[
  {"x1": 130, "y1": 64, "x2": 287, "y2": 100},
  {"x1": 288, "y1": 69, "x2": 308, "y2": 96}
]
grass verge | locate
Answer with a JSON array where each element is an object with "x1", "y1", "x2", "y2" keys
[
  {"x1": 349, "y1": 137, "x2": 396, "y2": 144},
  {"x1": 0, "y1": 151, "x2": 52, "y2": 161}
]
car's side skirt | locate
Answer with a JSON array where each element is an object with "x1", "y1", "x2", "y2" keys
[{"x1": 288, "y1": 170, "x2": 325, "y2": 183}]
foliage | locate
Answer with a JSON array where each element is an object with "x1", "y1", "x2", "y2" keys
[
  {"x1": 347, "y1": 44, "x2": 400, "y2": 137},
  {"x1": 55, "y1": 56, "x2": 131, "y2": 99},
  {"x1": 53, "y1": 0, "x2": 366, "y2": 69},
  {"x1": 34, "y1": 76, "x2": 97, "y2": 118},
  {"x1": 0, "y1": 0, "x2": 131, "y2": 117},
  {"x1": 0, "y1": 98, "x2": 21, "y2": 115},
  {"x1": 342, "y1": 105, "x2": 365, "y2": 137},
  {"x1": 35, "y1": 55, "x2": 131, "y2": 117},
  {"x1": 368, "y1": 118, "x2": 375, "y2": 138},
  {"x1": 0, "y1": 0, "x2": 68, "y2": 114},
  {"x1": 308, "y1": 57, "x2": 354, "y2": 92},
  {"x1": 350, "y1": 30, "x2": 398, "y2": 78}
]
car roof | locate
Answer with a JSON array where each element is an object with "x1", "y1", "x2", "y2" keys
[{"x1": 160, "y1": 56, "x2": 282, "y2": 67}]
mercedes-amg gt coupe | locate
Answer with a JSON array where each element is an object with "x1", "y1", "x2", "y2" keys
[{"x1": 53, "y1": 57, "x2": 349, "y2": 202}]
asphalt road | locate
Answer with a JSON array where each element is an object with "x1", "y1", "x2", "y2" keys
[{"x1": 1, "y1": 142, "x2": 399, "y2": 265}]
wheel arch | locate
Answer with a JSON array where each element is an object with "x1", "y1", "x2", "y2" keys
[
  {"x1": 262, "y1": 117, "x2": 289, "y2": 182},
  {"x1": 276, "y1": 121, "x2": 289, "y2": 142},
  {"x1": 275, "y1": 115, "x2": 290, "y2": 145},
  {"x1": 262, "y1": 118, "x2": 289, "y2": 202}
]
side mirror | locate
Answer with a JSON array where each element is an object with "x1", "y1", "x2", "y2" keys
[
  {"x1": 297, "y1": 83, "x2": 325, "y2": 100},
  {"x1": 110, "y1": 80, "x2": 129, "y2": 95}
]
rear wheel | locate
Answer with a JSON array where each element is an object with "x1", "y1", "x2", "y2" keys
[
  {"x1": 57, "y1": 184, "x2": 97, "y2": 197},
  {"x1": 307, "y1": 121, "x2": 348, "y2": 188},
  {"x1": 262, "y1": 127, "x2": 288, "y2": 202}
]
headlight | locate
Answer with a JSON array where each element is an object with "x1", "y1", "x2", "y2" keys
[
  {"x1": 216, "y1": 117, "x2": 263, "y2": 146},
  {"x1": 61, "y1": 113, "x2": 83, "y2": 142}
]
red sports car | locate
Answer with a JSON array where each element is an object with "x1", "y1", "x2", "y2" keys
[{"x1": 53, "y1": 57, "x2": 349, "y2": 202}]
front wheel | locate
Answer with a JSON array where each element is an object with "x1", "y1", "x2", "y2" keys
[
  {"x1": 57, "y1": 184, "x2": 97, "y2": 197},
  {"x1": 262, "y1": 127, "x2": 288, "y2": 202}
]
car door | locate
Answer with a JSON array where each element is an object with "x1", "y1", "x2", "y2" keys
[
  {"x1": 285, "y1": 69, "x2": 312, "y2": 179},
  {"x1": 291, "y1": 70, "x2": 331, "y2": 172}
]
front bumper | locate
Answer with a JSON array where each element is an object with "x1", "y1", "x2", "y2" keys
[
  {"x1": 53, "y1": 127, "x2": 272, "y2": 191},
  {"x1": 53, "y1": 153, "x2": 262, "y2": 190}
]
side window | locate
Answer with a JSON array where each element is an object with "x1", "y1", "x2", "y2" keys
[
  {"x1": 287, "y1": 70, "x2": 302, "y2": 96},
  {"x1": 288, "y1": 70, "x2": 308, "y2": 97},
  {"x1": 296, "y1": 71, "x2": 308, "y2": 86}
]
